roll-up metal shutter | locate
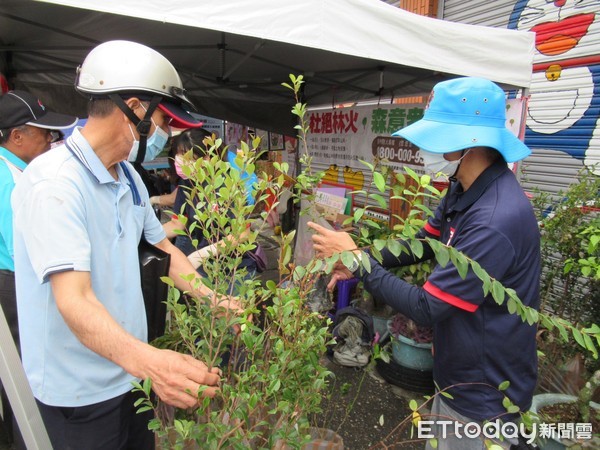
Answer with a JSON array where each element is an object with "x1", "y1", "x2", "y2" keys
[{"x1": 442, "y1": 0, "x2": 600, "y2": 197}]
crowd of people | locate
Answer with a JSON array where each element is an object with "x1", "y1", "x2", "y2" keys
[{"x1": 0, "y1": 40, "x2": 540, "y2": 450}]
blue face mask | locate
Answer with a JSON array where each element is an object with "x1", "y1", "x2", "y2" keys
[{"x1": 127, "y1": 105, "x2": 170, "y2": 163}]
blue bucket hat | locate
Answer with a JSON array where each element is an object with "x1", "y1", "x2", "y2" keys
[{"x1": 392, "y1": 77, "x2": 531, "y2": 163}]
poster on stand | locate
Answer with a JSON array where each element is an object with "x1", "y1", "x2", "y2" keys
[{"x1": 305, "y1": 102, "x2": 426, "y2": 192}]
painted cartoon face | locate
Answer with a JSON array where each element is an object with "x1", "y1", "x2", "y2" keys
[
  {"x1": 516, "y1": 0, "x2": 600, "y2": 134},
  {"x1": 510, "y1": 0, "x2": 600, "y2": 171},
  {"x1": 516, "y1": 0, "x2": 599, "y2": 64}
]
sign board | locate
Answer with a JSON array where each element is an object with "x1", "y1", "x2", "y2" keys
[
  {"x1": 305, "y1": 102, "x2": 426, "y2": 193},
  {"x1": 193, "y1": 114, "x2": 225, "y2": 138},
  {"x1": 305, "y1": 98, "x2": 526, "y2": 191}
]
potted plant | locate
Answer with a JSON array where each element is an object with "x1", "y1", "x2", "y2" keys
[
  {"x1": 387, "y1": 313, "x2": 433, "y2": 372},
  {"x1": 129, "y1": 75, "x2": 346, "y2": 449},
  {"x1": 529, "y1": 370, "x2": 600, "y2": 449},
  {"x1": 527, "y1": 168, "x2": 600, "y2": 449}
]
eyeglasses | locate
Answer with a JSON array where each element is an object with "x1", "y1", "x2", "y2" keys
[{"x1": 141, "y1": 102, "x2": 173, "y2": 127}]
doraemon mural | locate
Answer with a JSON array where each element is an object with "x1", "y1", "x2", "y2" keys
[{"x1": 509, "y1": 0, "x2": 600, "y2": 174}]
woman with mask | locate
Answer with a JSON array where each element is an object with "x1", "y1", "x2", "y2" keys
[{"x1": 163, "y1": 128, "x2": 257, "y2": 283}]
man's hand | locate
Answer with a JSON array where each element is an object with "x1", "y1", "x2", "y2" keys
[
  {"x1": 141, "y1": 348, "x2": 221, "y2": 409},
  {"x1": 211, "y1": 294, "x2": 245, "y2": 316},
  {"x1": 327, "y1": 262, "x2": 354, "y2": 291},
  {"x1": 307, "y1": 221, "x2": 357, "y2": 258}
]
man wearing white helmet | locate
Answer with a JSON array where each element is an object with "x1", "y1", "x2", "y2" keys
[
  {"x1": 309, "y1": 77, "x2": 540, "y2": 449},
  {"x1": 11, "y1": 40, "x2": 238, "y2": 449}
]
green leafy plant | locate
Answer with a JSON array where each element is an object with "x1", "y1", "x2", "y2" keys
[
  {"x1": 330, "y1": 161, "x2": 600, "y2": 362},
  {"x1": 131, "y1": 75, "x2": 338, "y2": 449},
  {"x1": 132, "y1": 73, "x2": 599, "y2": 449}
]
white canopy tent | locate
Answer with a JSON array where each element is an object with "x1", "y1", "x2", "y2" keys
[
  {"x1": 0, "y1": 0, "x2": 534, "y2": 135},
  {"x1": 0, "y1": 2, "x2": 535, "y2": 446}
]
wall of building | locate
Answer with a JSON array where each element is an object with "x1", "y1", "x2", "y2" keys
[{"x1": 441, "y1": 0, "x2": 600, "y2": 197}]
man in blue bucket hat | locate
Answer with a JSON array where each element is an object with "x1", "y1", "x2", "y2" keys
[{"x1": 309, "y1": 77, "x2": 540, "y2": 449}]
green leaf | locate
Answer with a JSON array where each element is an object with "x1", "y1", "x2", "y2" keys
[
  {"x1": 572, "y1": 328, "x2": 585, "y2": 349},
  {"x1": 471, "y1": 261, "x2": 490, "y2": 286},
  {"x1": 136, "y1": 406, "x2": 152, "y2": 414},
  {"x1": 420, "y1": 174, "x2": 431, "y2": 187},
  {"x1": 341, "y1": 251, "x2": 356, "y2": 270},
  {"x1": 498, "y1": 380, "x2": 510, "y2": 391},
  {"x1": 583, "y1": 324, "x2": 600, "y2": 334},
  {"x1": 371, "y1": 193, "x2": 388, "y2": 209},
  {"x1": 360, "y1": 160, "x2": 374, "y2": 171},
  {"x1": 435, "y1": 246, "x2": 450, "y2": 268},
  {"x1": 353, "y1": 208, "x2": 365, "y2": 222},
  {"x1": 506, "y1": 298, "x2": 517, "y2": 315},
  {"x1": 373, "y1": 172, "x2": 386, "y2": 192},
  {"x1": 387, "y1": 239, "x2": 402, "y2": 257},
  {"x1": 362, "y1": 253, "x2": 372, "y2": 272},
  {"x1": 293, "y1": 266, "x2": 306, "y2": 281},
  {"x1": 487, "y1": 444, "x2": 504, "y2": 450},
  {"x1": 374, "y1": 239, "x2": 386, "y2": 252},
  {"x1": 409, "y1": 399, "x2": 418, "y2": 411},
  {"x1": 491, "y1": 281, "x2": 505, "y2": 305},
  {"x1": 404, "y1": 166, "x2": 419, "y2": 181},
  {"x1": 143, "y1": 377, "x2": 152, "y2": 395},
  {"x1": 525, "y1": 308, "x2": 538, "y2": 326},
  {"x1": 582, "y1": 333, "x2": 598, "y2": 359}
]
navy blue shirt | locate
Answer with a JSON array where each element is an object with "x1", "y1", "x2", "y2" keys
[{"x1": 361, "y1": 159, "x2": 540, "y2": 421}]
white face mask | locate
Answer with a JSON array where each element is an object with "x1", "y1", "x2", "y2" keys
[
  {"x1": 421, "y1": 149, "x2": 469, "y2": 178},
  {"x1": 127, "y1": 105, "x2": 170, "y2": 163}
]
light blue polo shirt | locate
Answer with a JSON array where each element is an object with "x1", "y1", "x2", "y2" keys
[
  {"x1": 0, "y1": 147, "x2": 27, "y2": 271},
  {"x1": 11, "y1": 128, "x2": 166, "y2": 407}
]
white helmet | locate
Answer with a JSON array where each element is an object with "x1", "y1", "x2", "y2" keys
[
  {"x1": 76, "y1": 40, "x2": 203, "y2": 163},
  {"x1": 75, "y1": 40, "x2": 194, "y2": 111}
]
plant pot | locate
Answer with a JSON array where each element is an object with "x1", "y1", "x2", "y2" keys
[
  {"x1": 387, "y1": 319, "x2": 433, "y2": 371},
  {"x1": 530, "y1": 393, "x2": 600, "y2": 450}
]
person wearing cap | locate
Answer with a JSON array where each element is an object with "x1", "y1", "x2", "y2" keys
[
  {"x1": 0, "y1": 90, "x2": 78, "y2": 351},
  {"x1": 0, "y1": 90, "x2": 77, "y2": 449},
  {"x1": 11, "y1": 40, "x2": 241, "y2": 449},
  {"x1": 309, "y1": 77, "x2": 540, "y2": 449}
]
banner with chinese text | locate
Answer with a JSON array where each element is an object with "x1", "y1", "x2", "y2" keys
[{"x1": 306, "y1": 102, "x2": 426, "y2": 193}]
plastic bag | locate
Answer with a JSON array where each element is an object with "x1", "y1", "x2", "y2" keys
[{"x1": 139, "y1": 238, "x2": 171, "y2": 342}]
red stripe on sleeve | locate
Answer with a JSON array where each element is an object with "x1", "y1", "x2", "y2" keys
[
  {"x1": 424, "y1": 281, "x2": 478, "y2": 312},
  {"x1": 424, "y1": 222, "x2": 440, "y2": 237}
]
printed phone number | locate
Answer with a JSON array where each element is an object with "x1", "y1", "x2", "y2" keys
[{"x1": 374, "y1": 145, "x2": 423, "y2": 165}]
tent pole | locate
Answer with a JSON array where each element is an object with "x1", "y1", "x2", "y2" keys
[{"x1": 0, "y1": 307, "x2": 52, "y2": 449}]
